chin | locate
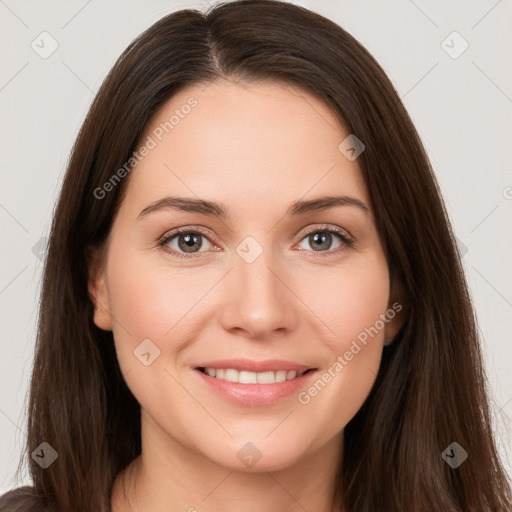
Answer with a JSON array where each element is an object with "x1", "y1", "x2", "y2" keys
[{"x1": 201, "y1": 437, "x2": 312, "y2": 473}]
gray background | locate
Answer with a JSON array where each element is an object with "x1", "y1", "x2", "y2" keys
[{"x1": 1, "y1": 0, "x2": 511, "y2": 491}]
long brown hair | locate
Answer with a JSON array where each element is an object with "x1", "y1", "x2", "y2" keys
[{"x1": 1, "y1": 1, "x2": 510, "y2": 510}]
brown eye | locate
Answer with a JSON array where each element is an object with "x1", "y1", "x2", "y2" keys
[
  {"x1": 306, "y1": 231, "x2": 337, "y2": 251},
  {"x1": 160, "y1": 229, "x2": 214, "y2": 258},
  {"x1": 177, "y1": 232, "x2": 203, "y2": 253},
  {"x1": 296, "y1": 227, "x2": 352, "y2": 254}
]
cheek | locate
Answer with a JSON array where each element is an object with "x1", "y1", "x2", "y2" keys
[
  {"x1": 104, "y1": 244, "x2": 189, "y2": 374},
  {"x1": 109, "y1": 266, "x2": 167, "y2": 339},
  {"x1": 309, "y1": 254, "x2": 391, "y2": 355},
  {"x1": 103, "y1": 247, "x2": 204, "y2": 409},
  {"x1": 295, "y1": 253, "x2": 390, "y2": 428},
  {"x1": 106, "y1": 244, "x2": 209, "y2": 340}
]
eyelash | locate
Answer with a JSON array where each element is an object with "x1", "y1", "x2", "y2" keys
[{"x1": 157, "y1": 225, "x2": 354, "y2": 260}]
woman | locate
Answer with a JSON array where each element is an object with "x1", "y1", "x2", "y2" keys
[{"x1": 1, "y1": 1, "x2": 510, "y2": 510}]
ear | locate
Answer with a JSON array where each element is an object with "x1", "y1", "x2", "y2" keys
[
  {"x1": 383, "y1": 279, "x2": 407, "y2": 346},
  {"x1": 86, "y1": 246, "x2": 113, "y2": 331}
]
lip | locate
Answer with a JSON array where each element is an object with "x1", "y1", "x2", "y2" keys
[
  {"x1": 193, "y1": 362, "x2": 318, "y2": 406},
  {"x1": 194, "y1": 358, "x2": 313, "y2": 373}
]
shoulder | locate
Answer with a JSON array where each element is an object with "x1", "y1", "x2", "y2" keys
[{"x1": 0, "y1": 486, "x2": 47, "y2": 512}]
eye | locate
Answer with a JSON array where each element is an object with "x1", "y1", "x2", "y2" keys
[
  {"x1": 158, "y1": 227, "x2": 217, "y2": 259},
  {"x1": 295, "y1": 225, "x2": 353, "y2": 255}
]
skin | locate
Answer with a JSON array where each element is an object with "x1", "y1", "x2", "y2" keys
[{"x1": 88, "y1": 79, "x2": 405, "y2": 512}]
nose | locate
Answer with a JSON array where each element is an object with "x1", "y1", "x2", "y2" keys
[{"x1": 218, "y1": 247, "x2": 299, "y2": 340}]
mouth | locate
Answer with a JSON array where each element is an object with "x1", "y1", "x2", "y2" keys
[
  {"x1": 193, "y1": 361, "x2": 318, "y2": 405},
  {"x1": 196, "y1": 367, "x2": 315, "y2": 384}
]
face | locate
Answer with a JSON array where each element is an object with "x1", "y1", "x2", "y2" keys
[{"x1": 89, "y1": 79, "x2": 404, "y2": 473}]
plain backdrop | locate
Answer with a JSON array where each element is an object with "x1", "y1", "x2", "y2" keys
[{"x1": 1, "y1": 0, "x2": 511, "y2": 492}]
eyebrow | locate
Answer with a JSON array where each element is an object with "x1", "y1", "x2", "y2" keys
[{"x1": 137, "y1": 194, "x2": 369, "y2": 219}]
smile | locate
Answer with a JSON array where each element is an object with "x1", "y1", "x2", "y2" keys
[
  {"x1": 194, "y1": 360, "x2": 318, "y2": 405},
  {"x1": 198, "y1": 367, "x2": 312, "y2": 384}
]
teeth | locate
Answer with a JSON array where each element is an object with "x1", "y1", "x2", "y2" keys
[
  {"x1": 239, "y1": 370, "x2": 257, "y2": 384},
  {"x1": 201, "y1": 368, "x2": 307, "y2": 384}
]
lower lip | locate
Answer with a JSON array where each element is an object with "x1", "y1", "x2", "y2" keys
[{"x1": 194, "y1": 368, "x2": 317, "y2": 405}]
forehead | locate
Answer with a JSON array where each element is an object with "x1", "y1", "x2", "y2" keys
[{"x1": 122, "y1": 79, "x2": 371, "y2": 220}]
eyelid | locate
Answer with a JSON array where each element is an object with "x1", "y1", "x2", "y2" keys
[
  {"x1": 161, "y1": 225, "x2": 219, "y2": 244},
  {"x1": 295, "y1": 223, "x2": 352, "y2": 243}
]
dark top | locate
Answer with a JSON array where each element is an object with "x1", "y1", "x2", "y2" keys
[{"x1": 0, "y1": 486, "x2": 46, "y2": 512}]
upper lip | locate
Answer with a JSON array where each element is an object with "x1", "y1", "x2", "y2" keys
[{"x1": 195, "y1": 358, "x2": 315, "y2": 373}]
